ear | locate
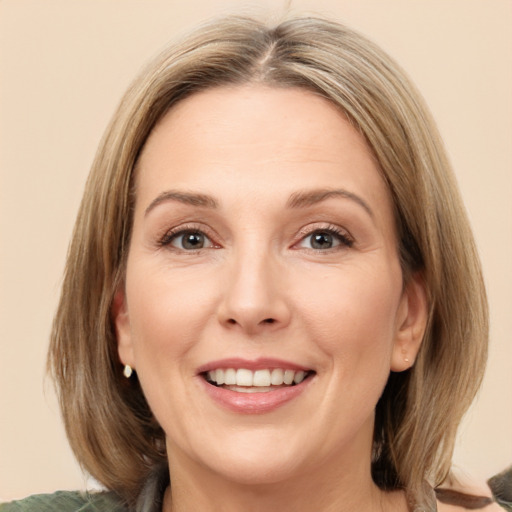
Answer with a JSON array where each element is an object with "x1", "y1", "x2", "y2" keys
[
  {"x1": 391, "y1": 273, "x2": 428, "y2": 372},
  {"x1": 112, "y1": 286, "x2": 135, "y2": 369}
]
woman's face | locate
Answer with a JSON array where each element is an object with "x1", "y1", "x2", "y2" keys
[{"x1": 115, "y1": 85, "x2": 426, "y2": 486}]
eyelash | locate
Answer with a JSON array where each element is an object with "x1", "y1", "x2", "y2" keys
[
  {"x1": 296, "y1": 224, "x2": 354, "y2": 251},
  {"x1": 157, "y1": 223, "x2": 354, "y2": 252},
  {"x1": 157, "y1": 224, "x2": 217, "y2": 250}
]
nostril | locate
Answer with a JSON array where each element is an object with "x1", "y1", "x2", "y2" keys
[{"x1": 223, "y1": 317, "x2": 278, "y2": 329}]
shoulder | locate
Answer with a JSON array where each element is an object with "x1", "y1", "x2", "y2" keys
[
  {"x1": 0, "y1": 490, "x2": 128, "y2": 512},
  {"x1": 436, "y1": 468, "x2": 512, "y2": 511},
  {"x1": 488, "y1": 466, "x2": 512, "y2": 511},
  {"x1": 437, "y1": 497, "x2": 504, "y2": 511}
]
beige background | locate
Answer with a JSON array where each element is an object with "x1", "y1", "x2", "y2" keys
[{"x1": 1, "y1": 0, "x2": 511, "y2": 500}]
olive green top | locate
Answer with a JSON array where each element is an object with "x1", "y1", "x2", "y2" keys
[
  {"x1": 0, "y1": 491, "x2": 127, "y2": 512},
  {"x1": 2, "y1": 465, "x2": 511, "y2": 512},
  {"x1": 0, "y1": 463, "x2": 167, "y2": 512}
]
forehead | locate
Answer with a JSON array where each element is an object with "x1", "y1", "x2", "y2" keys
[
  {"x1": 142, "y1": 86, "x2": 372, "y2": 158},
  {"x1": 135, "y1": 85, "x2": 391, "y2": 218}
]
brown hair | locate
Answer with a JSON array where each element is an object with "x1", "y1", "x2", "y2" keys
[{"x1": 48, "y1": 15, "x2": 488, "y2": 509}]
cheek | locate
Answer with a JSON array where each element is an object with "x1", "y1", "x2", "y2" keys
[
  {"x1": 125, "y1": 263, "x2": 220, "y2": 362},
  {"x1": 295, "y1": 262, "x2": 402, "y2": 369},
  {"x1": 123, "y1": 264, "x2": 222, "y2": 433}
]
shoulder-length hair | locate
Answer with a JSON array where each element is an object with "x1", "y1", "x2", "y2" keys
[{"x1": 48, "y1": 15, "x2": 488, "y2": 509}]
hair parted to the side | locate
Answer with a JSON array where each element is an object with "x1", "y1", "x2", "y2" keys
[{"x1": 48, "y1": 15, "x2": 488, "y2": 509}]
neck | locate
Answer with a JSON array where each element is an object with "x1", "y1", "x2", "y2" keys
[{"x1": 163, "y1": 446, "x2": 408, "y2": 512}]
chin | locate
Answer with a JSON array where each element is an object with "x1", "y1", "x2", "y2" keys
[
  {"x1": 208, "y1": 453, "x2": 304, "y2": 486},
  {"x1": 180, "y1": 427, "x2": 312, "y2": 486}
]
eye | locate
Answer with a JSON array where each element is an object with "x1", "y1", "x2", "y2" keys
[
  {"x1": 160, "y1": 229, "x2": 214, "y2": 250},
  {"x1": 298, "y1": 227, "x2": 353, "y2": 250}
]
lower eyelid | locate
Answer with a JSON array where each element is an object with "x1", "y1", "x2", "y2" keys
[
  {"x1": 334, "y1": 232, "x2": 354, "y2": 247},
  {"x1": 295, "y1": 226, "x2": 354, "y2": 249},
  {"x1": 301, "y1": 234, "x2": 351, "y2": 249},
  {"x1": 174, "y1": 232, "x2": 210, "y2": 249},
  {"x1": 156, "y1": 223, "x2": 353, "y2": 250},
  {"x1": 155, "y1": 221, "x2": 217, "y2": 246},
  {"x1": 158, "y1": 229, "x2": 205, "y2": 248}
]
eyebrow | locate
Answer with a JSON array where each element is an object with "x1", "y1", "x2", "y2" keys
[
  {"x1": 287, "y1": 188, "x2": 374, "y2": 218},
  {"x1": 145, "y1": 190, "x2": 218, "y2": 216},
  {"x1": 144, "y1": 187, "x2": 373, "y2": 218}
]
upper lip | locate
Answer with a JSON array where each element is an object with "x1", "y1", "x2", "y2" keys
[{"x1": 196, "y1": 357, "x2": 312, "y2": 374}]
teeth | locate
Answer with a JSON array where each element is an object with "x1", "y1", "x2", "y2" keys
[
  {"x1": 236, "y1": 369, "x2": 253, "y2": 386},
  {"x1": 224, "y1": 368, "x2": 236, "y2": 385},
  {"x1": 271, "y1": 368, "x2": 284, "y2": 385},
  {"x1": 293, "y1": 371, "x2": 306, "y2": 384},
  {"x1": 253, "y1": 369, "x2": 271, "y2": 386},
  {"x1": 283, "y1": 369, "x2": 295, "y2": 385},
  {"x1": 215, "y1": 369, "x2": 225, "y2": 385},
  {"x1": 205, "y1": 367, "x2": 310, "y2": 387}
]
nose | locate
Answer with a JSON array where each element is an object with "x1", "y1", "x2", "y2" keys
[{"x1": 217, "y1": 248, "x2": 291, "y2": 335}]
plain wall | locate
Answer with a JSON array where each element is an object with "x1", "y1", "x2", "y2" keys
[{"x1": 1, "y1": 0, "x2": 511, "y2": 500}]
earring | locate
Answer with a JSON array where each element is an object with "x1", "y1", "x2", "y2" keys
[
  {"x1": 123, "y1": 365, "x2": 133, "y2": 378},
  {"x1": 401, "y1": 348, "x2": 410, "y2": 363}
]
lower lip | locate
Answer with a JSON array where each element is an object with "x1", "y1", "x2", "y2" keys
[{"x1": 199, "y1": 376, "x2": 312, "y2": 414}]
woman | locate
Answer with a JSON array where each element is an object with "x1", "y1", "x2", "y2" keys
[{"x1": 1, "y1": 15, "x2": 507, "y2": 512}]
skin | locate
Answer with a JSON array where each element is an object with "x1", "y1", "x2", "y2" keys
[{"x1": 114, "y1": 85, "x2": 429, "y2": 512}]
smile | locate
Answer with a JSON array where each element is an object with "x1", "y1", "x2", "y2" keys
[
  {"x1": 197, "y1": 360, "x2": 315, "y2": 414},
  {"x1": 204, "y1": 368, "x2": 312, "y2": 392}
]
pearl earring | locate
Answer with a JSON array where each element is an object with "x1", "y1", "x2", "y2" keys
[
  {"x1": 401, "y1": 348, "x2": 410, "y2": 363},
  {"x1": 123, "y1": 365, "x2": 133, "y2": 378}
]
